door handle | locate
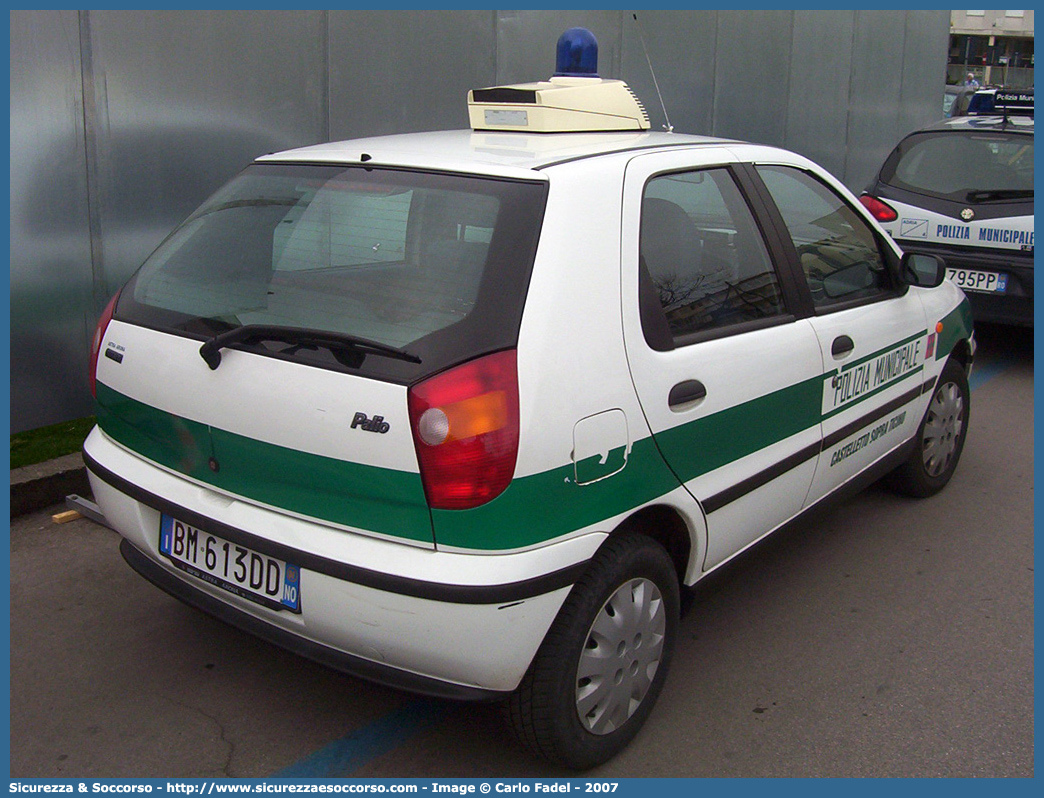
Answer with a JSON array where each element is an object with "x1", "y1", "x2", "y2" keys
[
  {"x1": 831, "y1": 335, "x2": 855, "y2": 359},
  {"x1": 669, "y1": 379, "x2": 707, "y2": 410}
]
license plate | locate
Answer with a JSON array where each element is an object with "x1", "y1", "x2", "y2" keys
[
  {"x1": 947, "y1": 267, "x2": 1008, "y2": 294},
  {"x1": 159, "y1": 515, "x2": 301, "y2": 613}
]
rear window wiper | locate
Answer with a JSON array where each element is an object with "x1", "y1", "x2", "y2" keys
[
  {"x1": 199, "y1": 324, "x2": 421, "y2": 370},
  {"x1": 965, "y1": 189, "x2": 1034, "y2": 202}
]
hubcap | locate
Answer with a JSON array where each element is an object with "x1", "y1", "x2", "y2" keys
[
  {"x1": 922, "y1": 380, "x2": 964, "y2": 477},
  {"x1": 575, "y1": 578, "x2": 666, "y2": 735}
]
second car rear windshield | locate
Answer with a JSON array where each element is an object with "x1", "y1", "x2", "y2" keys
[
  {"x1": 116, "y1": 163, "x2": 548, "y2": 383},
  {"x1": 880, "y1": 130, "x2": 1034, "y2": 203}
]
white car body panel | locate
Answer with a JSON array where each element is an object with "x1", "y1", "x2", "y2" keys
[
  {"x1": 879, "y1": 199, "x2": 1034, "y2": 256},
  {"x1": 86, "y1": 125, "x2": 973, "y2": 702}
]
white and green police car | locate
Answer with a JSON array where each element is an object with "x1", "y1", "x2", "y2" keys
[
  {"x1": 85, "y1": 30, "x2": 974, "y2": 769},
  {"x1": 860, "y1": 111, "x2": 1033, "y2": 326}
]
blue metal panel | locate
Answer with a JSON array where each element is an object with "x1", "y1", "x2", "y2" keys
[
  {"x1": 10, "y1": 10, "x2": 96, "y2": 432},
  {"x1": 496, "y1": 10, "x2": 623, "y2": 86},
  {"x1": 620, "y1": 10, "x2": 719, "y2": 136},
  {"x1": 898, "y1": 11, "x2": 952, "y2": 140},
  {"x1": 329, "y1": 10, "x2": 496, "y2": 139},
  {"x1": 846, "y1": 10, "x2": 918, "y2": 192},
  {"x1": 785, "y1": 10, "x2": 856, "y2": 181},
  {"x1": 713, "y1": 10, "x2": 794, "y2": 148},
  {"x1": 86, "y1": 10, "x2": 327, "y2": 292}
]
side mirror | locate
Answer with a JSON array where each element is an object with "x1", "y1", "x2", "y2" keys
[{"x1": 901, "y1": 252, "x2": 947, "y2": 288}]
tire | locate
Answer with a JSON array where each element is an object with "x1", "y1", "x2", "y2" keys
[
  {"x1": 887, "y1": 357, "x2": 970, "y2": 498},
  {"x1": 505, "y1": 533, "x2": 680, "y2": 770}
]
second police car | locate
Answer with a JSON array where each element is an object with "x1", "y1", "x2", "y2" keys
[
  {"x1": 83, "y1": 29, "x2": 975, "y2": 768},
  {"x1": 861, "y1": 95, "x2": 1034, "y2": 326}
]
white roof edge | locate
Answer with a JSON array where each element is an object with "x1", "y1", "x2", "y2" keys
[{"x1": 255, "y1": 129, "x2": 736, "y2": 175}]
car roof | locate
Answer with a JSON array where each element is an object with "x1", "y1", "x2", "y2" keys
[
  {"x1": 913, "y1": 116, "x2": 1034, "y2": 135},
  {"x1": 256, "y1": 129, "x2": 743, "y2": 178}
]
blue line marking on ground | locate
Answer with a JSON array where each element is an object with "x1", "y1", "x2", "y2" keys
[
  {"x1": 272, "y1": 699, "x2": 447, "y2": 777},
  {"x1": 968, "y1": 358, "x2": 1013, "y2": 392}
]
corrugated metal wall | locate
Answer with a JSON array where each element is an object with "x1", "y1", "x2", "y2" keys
[
  {"x1": 9, "y1": 9, "x2": 950, "y2": 433},
  {"x1": 11, "y1": 11, "x2": 95, "y2": 435}
]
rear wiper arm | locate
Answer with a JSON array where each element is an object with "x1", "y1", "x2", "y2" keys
[
  {"x1": 965, "y1": 189, "x2": 1034, "y2": 202},
  {"x1": 199, "y1": 324, "x2": 421, "y2": 370}
]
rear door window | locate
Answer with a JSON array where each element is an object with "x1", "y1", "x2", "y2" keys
[{"x1": 639, "y1": 168, "x2": 786, "y2": 342}]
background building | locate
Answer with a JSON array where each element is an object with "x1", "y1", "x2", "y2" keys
[
  {"x1": 10, "y1": 9, "x2": 950, "y2": 433},
  {"x1": 949, "y1": 9, "x2": 1034, "y2": 87}
]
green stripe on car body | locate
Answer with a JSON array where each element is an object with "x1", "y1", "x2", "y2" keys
[
  {"x1": 835, "y1": 330, "x2": 926, "y2": 375},
  {"x1": 96, "y1": 322, "x2": 956, "y2": 552},
  {"x1": 96, "y1": 377, "x2": 680, "y2": 551},
  {"x1": 821, "y1": 330, "x2": 927, "y2": 421},
  {"x1": 821, "y1": 365, "x2": 923, "y2": 421},
  {"x1": 432, "y1": 438, "x2": 682, "y2": 550},
  {"x1": 655, "y1": 376, "x2": 822, "y2": 483},
  {"x1": 936, "y1": 298, "x2": 974, "y2": 361},
  {"x1": 95, "y1": 382, "x2": 434, "y2": 544},
  {"x1": 434, "y1": 377, "x2": 825, "y2": 550}
]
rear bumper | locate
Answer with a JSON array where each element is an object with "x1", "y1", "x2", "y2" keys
[
  {"x1": 85, "y1": 427, "x2": 603, "y2": 696},
  {"x1": 118, "y1": 538, "x2": 503, "y2": 701},
  {"x1": 962, "y1": 285, "x2": 1033, "y2": 327}
]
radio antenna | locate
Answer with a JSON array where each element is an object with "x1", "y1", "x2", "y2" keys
[{"x1": 633, "y1": 13, "x2": 673, "y2": 132}]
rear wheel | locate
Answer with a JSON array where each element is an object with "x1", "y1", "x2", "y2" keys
[
  {"x1": 505, "y1": 533, "x2": 679, "y2": 769},
  {"x1": 887, "y1": 358, "x2": 969, "y2": 497}
]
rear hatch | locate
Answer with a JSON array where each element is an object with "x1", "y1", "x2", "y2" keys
[
  {"x1": 96, "y1": 162, "x2": 547, "y2": 546},
  {"x1": 872, "y1": 125, "x2": 1034, "y2": 258}
]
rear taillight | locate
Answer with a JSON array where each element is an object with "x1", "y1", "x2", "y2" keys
[
  {"x1": 89, "y1": 290, "x2": 120, "y2": 398},
  {"x1": 859, "y1": 194, "x2": 898, "y2": 223},
  {"x1": 408, "y1": 350, "x2": 520, "y2": 510}
]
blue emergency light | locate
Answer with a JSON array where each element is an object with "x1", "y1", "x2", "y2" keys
[
  {"x1": 467, "y1": 26, "x2": 649, "y2": 132},
  {"x1": 554, "y1": 27, "x2": 599, "y2": 78}
]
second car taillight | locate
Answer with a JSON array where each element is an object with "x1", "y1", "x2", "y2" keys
[
  {"x1": 859, "y1": 194, "x2": 898, "y2": 223},
  {"x1": 89, "y1": 290, "x2": 121, "y2": 398},
  {"x1": 408, "y1": 350, "x2": 520, "y2": 510}
]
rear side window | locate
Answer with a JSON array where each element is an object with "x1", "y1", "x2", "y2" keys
[
  {"x1": 757, "y1": 165, "x2": 894, "y2": 309},
  {"x1": 881, "y1": 131, "x2": 1034, "y2": 201},
  {"x1": 639, "y1": 168, "x2": 785, "y2": 342},
  {"x1": 117, "y1": 164, "x2": 547, "y2": 382}
]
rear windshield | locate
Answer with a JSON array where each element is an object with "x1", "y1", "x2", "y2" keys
[
  {"x1": 880, "y1": 130, "x2": 1034, "y2": 203},
  {"x1": 116, "y1": 163, "x2": 547, "y2": 383}
]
